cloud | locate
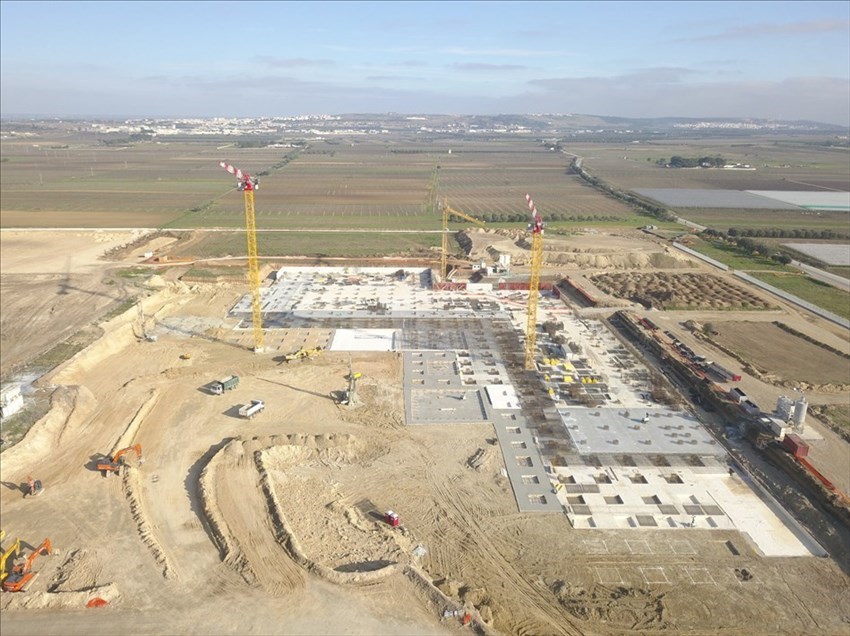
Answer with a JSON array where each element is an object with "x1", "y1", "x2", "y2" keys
[
  {"x1": 366, "y1": 75, "x2": 423, "y2": 82},
  {"x1": 685, "y1": 19, "x2": 850, "y2": 42},
  {"x1": 255, "y1": 56, "x2": 334, "y2": 68},
  {"x1": 440, "y1": 46, "x2": 561, "y2": 57},
  {"x1": 452, "y1": 63, "x2": 528, "y2": 72},
  {"x1": 512, "y1": 70, "x2": 850, "y2": 125}
]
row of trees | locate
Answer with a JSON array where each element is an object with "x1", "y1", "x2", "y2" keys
[
  {"x1": 464, "y1": 212, "x2": 623, "y2": 224},
  {"x1": 570, "y1": 161, "x2": 677, "y2": 222},
  {"x1": 700, "y1": 229, "x2": 792, "y2": 264},
  {"x1": 728, "y1": 227, "x2": 848, "y2": 239},
  {"x1": 659, "y1": 155, "x2": 726, "y2": 168}
]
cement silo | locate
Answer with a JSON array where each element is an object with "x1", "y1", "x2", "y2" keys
[
  {"x1": 792, "y1": 396, "x2": 808, "y2": 430},
  {"x1": 776, "y1": 395, "x2": 794, "y2": 421}
]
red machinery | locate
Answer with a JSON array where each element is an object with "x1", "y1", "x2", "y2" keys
[
  {"x1": 3, "y1": 538, "x2": 51, "y2": 592},
  {"x1": 385, "y1": 511, "x2": 400, "y2": 527}
]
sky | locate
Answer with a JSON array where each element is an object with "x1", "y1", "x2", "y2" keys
[{"x1": 1, "y1": 1, "x2": 849, "y2": 125}]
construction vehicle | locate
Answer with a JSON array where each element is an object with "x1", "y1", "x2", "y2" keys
[
  {"x1": 283, "y1": 346, "x2": 323, "y2": 363},
  {"x1": 180, "y1": 353, "x2": 192, "y2": 360},
  {"x1": 97, "y1": 444, "x2": 143, "y2": 476},
  {"x1": 3, "y1": 538, "x2": 51, "y2": 592},
  {"x1": 438, "y1": 199, "x2": 486, "y2": 286},
  {"x1": 524, "y1": 194, "x2": 545, "y2": 370},
  {"x1": 342, "y1": 354, "x2": 361, "y2": 406},
  {"x1": 219, "y1": 161, "x2": 264, "y2": 353},
  {"x1": 25, "y1": 475, "x2": 44, "y2": 497},
  {"x1": 210, "y1": 375, "x2": 239, "y2": 395},
  {"x1": 239, "y1": 399, "x2": 265, "y2": 419},
  {"x1": 1, "y1": 536, "x2": 20, "y2": 584}
]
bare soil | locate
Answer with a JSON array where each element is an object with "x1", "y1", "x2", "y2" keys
[
  {"x1": 711, "y1": 321, "x2": 850, "y2": 387},
  {"x1": 1, "y1": 231, "x2": 848, "y2": 636}
]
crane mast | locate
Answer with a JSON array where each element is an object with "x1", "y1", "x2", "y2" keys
[
  {"x1": 219, "y1": 161, "x2": 264, "y2": 352},
  {"x1": 524, "y1": 194, "x2": 544, "y2": 370},
  {"x1": 439, "y1": 199, "x2": 486, "y2": 284}
]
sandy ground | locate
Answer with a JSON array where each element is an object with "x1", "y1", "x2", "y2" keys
[
  {"x1": 1, "y1": 231, "x2": 849, "y2": 635},
  {"x1": 0, "y1": 230, "x2": 150, "y2": 377}
]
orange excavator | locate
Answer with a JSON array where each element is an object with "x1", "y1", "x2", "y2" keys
[
  {"x1": 1, "y1": 536, "x2": 21, "y2": 584},
  {"x1": 3, "y1": 538, "x2": 51, "y2": 592},
  {"x1": 97, "y1": 444, "x2": 143, "y2": 476}
]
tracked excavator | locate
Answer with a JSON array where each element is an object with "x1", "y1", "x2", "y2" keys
[
  {"x1": 1, "y1": 536, "x2": 21, "y2": 584},
  {"x1": 3, "y1": 538, "x2": 51, "y2": 592},
  {"x1": 97, "y1": 444, "x2": 143, "y2": 476}
]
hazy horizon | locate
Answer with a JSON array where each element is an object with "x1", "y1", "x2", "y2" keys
[{"x1": 2, "y1": 1, "x2": 849, "y2": 126}]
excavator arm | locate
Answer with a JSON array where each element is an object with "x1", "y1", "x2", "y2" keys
[
  {"x1": 3, "y1": 538, "x2": 50, "y2": 592},
  {"x1": 97, "y1": 443, "x2": 143, "y2": 475}
]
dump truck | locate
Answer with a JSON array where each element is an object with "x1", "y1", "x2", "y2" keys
[
  {"x1": 211, "y1": 375, "x2": 239, "y2": 395},
  {"x1": 238, "y1": 399, "x2": 265, "y2": 419}
]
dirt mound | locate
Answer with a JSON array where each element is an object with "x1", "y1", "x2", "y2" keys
[
  {"x1": 5, "y1": 583, "x2": 121, "y2": 610},
  {"x1": 591, "y1": 272, "x2": 775, "y2": 310},
  {"x1": 0, "y1": 384, "x2": 96, "y2": 474},
  {"x1": 0, "y1": 549, "x2": 119, "y2": 611},
  {"x1": 197, "y1": 436, "x2": 306, "y2": 595},
  {"x1": 122, "y1": 466, "x2": 176, "y2": 579}
]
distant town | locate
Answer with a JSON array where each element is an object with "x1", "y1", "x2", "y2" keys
[{"x1": 2, "y1": 113, "x2": 846, "y2": 142}]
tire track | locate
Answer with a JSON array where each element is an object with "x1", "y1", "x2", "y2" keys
[{"x1": 418, "y1": 450, "x2": 581, "y2": 636}]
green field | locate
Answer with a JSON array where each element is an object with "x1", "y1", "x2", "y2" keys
[
  {"x1": 750, "y1": 272, "x2": 850, "y2": 320},
  {"x1": 686, "y1": 237, "x2": 790, "y2": 271}
]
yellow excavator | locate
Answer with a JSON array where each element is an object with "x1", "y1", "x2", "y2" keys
[
  {"x1": 97, "y1": 444, "x2": 143, "y2": 476},
  {"x1": 283, "y1": 346, "x2": 323, "y2": 363},
  {"x1": 1, "y1": 535, "x2": 21, "y2": 584}
]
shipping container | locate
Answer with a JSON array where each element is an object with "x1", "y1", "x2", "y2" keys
[{"x1": 782, "y1": 433, "x2": 809, "y2": 458}]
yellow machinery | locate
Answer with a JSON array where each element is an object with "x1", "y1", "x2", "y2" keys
[
  {"x1": 1, "y1": 536, "x2": 20, "y2": 583},
  {"x1": 524, "y1": 194, "x2": 544, "y2": 370},
  {"x1": 219, "y1": 161, "x2": 264, "y2": 352},
  {"x1": 439, "y1": 199, "x2": 486, "y2": 283},
  {"x1": 283, "y1": 347, "x2": 323, "y2": 363}
]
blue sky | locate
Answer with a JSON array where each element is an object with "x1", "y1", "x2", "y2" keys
[{"x1": 2, "y1": 1, "x2": 849, "y2": 124}]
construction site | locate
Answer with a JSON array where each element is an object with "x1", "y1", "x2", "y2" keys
[{"x1": 1, "y1": 164, "x2": 849, "y2": 636}]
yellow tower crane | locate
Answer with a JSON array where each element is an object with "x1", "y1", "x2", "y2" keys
[
  {"x1": 524, "y1": 194, "x2": 544, "y2": 370},
  {"x1": 219, "y1": 161, "x2": 264, "y2": 352},
  {"x1": 439, "y1": 199, "x2": 486, "y2": 285}
]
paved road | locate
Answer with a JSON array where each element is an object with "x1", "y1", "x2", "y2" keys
[{"x1": 792, "y1": 260, "x2": 850, "y2": 292}]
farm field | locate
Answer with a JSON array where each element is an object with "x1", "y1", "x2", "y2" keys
[
  {"x1": 570, "y1": 139, "x2": 850, "y2": 233},
  {"x1": 2, "y1": 136, "x2": 646, "y2": 232},
  {"x1": 710, "y1": 321, "x2": 850, "y2": 386},
  {"x1": 669, "y1": 207, "x2": 847, "y2": 234},
  {"x1": 166, "y1": 230, "x2": 444, "y2": 260},
  {"x1": 748, "y1": 271, "x2": 850, "y2": 320},
  {"x1": 570, "y1": 138, "x2": 850, "y2": 192}
]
